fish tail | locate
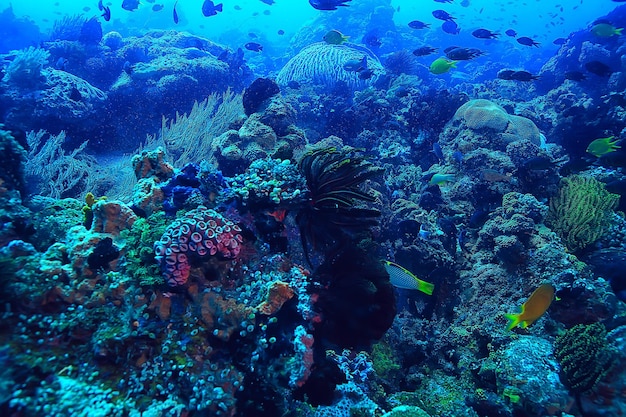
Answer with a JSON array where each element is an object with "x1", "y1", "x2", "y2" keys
[
  {"x1": 504, "y1": 313, "x2": 521, "y2": 330},
  {"x1": 616, "y1": 27, "x2": 624, "y2": 36},
  {"x1": 417, "y1": 279, "x2": 434, "y2": 295},
  {"x1": 217, "y1": 4, "x2": 223, "y2": 12}
]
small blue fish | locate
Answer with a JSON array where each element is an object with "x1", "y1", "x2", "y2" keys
[
  {"x1": 173, "y1": 0, "x2": 179, "y2": 23},
  {"x1": 343, "y1": 56, "x2": 367, "y2": 72},
  {"x1": 122, "y1": 0, "x2": 140, "y2": 11},
  {"x1": 432, "y1": 9, "x2": 456, "y2": 21},
  {"x1": 442, "y1": 20, "x2": 460, "y2": 35},
  {"x1": 452, "y1": 150, "x2": 463, "y2": 164},
  {"x1": 432, "y1": 142, "x2": 444, "y2": 160},
  {"x1": 152, "y1": 4, "x2": 164, "y2": 12},
  {"x1": 101, "y1": 5, "x2": 111, "y2": 21},
  {"x1": 309, "y1": 0, "x2": 352, "y2": 10},
  {"x1": 202, "y1": 0, "x2": 223, "y2": 17},
  {"x1": 245, "y1": 42, "x2": 263, "y2": 52}
]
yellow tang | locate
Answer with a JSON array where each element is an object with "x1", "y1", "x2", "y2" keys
[
  {"x1": 586, "y1": 136, "x2": 621, "y2": 157},
  {"x1": 429, "y1": 57, "x2": 457, "y2": 74},
  {"x1": 323, "y1": 29, "x2": 349, "y2": 45},
  {"x1": 383, "y1": 260, "x2": 434, "y2": 295},
  {"x1": 591, "y1": 23, "x2": 623, "y2": 37},
  {"x1": 505, "y1": 283, "x2": 555, "y2": 330}
]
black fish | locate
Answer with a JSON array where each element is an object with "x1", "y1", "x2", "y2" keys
[
  {"x1": 408, "y1": 20, "x2": 430, "y2": 29},
  {"x1": 500, "y1": 70, "x2": 539, "y2": 81},
  {"x1": 122, "y1": 0, "x2": 140, "y2": 11},
  {"x1": 472, "y1": 28, "x2": 498, "y2": 39},
  {"x1": 564, "y1": 71, "x2": 586, "y2": 81},
  {"x1": 101, "y1": 5, "x2": 111, "y2": 21},
  {"x1": 413, "y1": 46, "x2": 438, "y2": 56},
  {"x1": 553, "y1": 37, "x2": 566, "y2": 45},
  {"x1": 605, "y1": 179, "x2": 626, "y2": 194},
  {"x1": 277, "y1": 29, "x2": 285, "y2": 35},
  {"x1": 309, "y1": 0, "x2": 352, "y2": 10},
  {"x1": 432, "y1": 10, "x2": 455, "y2": 21},
  {"x1": 505, "y1": 29, "x2": 517, "y2": 37},
  {"x1": 173, "y1": 0, "x2": 179, "y2": 23},
  {"x1": 517, "y1": 36, "x2": 539, "y2": 47},
  {"x1": 202, "y1": 0, "x2": 223, "y2": 17},
  {"x1": 442, "y1": 20, "x2": 460, "y2": 34},
  {"x1": 585, "y1": 61, "x2": 612, "y2": 77},
  {"x1": 245, "y1": 42, "x2": 263, "y2": 52},
  {"x1": 444, "y1": 46, "x2": 484, "y2": 60}
]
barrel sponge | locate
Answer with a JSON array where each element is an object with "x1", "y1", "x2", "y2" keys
[{"x1": 276, "y1": 42, "x2": 383, "y2": 91}]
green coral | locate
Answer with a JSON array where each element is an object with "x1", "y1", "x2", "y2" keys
[
  {"x1": 119, "y1": 212, "x2": 169, "y2": 286},
  {"x1": 553, "y1": 322, "x2": 617, "y2": 393},
  {"x1": 546, "y1": 175, "x2": 619, "y2": 252},
  {"x1": 371, "y1": 341, "x2": 401, "y2": 380}
]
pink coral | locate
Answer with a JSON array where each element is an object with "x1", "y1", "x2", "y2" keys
[{"x1": 154, "y1": 206, "x2": 243, "y2": 286}]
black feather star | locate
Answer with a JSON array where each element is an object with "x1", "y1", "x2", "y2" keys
[{"x1": 296, "y1": 147, "x2": 382, "y2": 265}]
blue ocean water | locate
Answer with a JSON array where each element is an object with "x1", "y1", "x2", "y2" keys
[{"x1": 1, "y1": 0, "x2": 626, "y2": 416}]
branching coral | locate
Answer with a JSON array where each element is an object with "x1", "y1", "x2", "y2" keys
[
  {"x1": 2, "y1": 46, "x2": 50, "y2": 89},
  {"x1": 546, "y1": 175, "x2": 619, "y2": 252},
  {"x1": 554, "y1": 322, "x2": 617, "y2": 393}
]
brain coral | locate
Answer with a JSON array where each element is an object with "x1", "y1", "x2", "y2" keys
[
  {"x1": 276, "y1": 42, "x2": 383, "y2": 91},
  {"x1": 452, "y1": 99, "x2": 540, "y2": 146},
  {"x1": 154, "y1": 206, "x2": 243, "y2": 286}
]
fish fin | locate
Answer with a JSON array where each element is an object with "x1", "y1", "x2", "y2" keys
[
  {"x1": 616, "y1": 27, "x2": 624, "y2": 36},
  {"x1": 504, "y1": 313, "x2": 521, "y2": 330},
  {"x1": 417, "y1": 279, "x2": 434, "y2": 295},
  {"x1": 216, "y1": 3, "x2": 223, "y2": 12}
]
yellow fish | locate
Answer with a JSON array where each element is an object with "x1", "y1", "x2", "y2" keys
[
  {"x1": 429, "y1": 173, "x2": 455, "y2": 186},
  {"x1": 383, "y1": 261, "x2": 434, "y2": 295},
  {"x1": 323, "y1": 29, "x2": 349, "y2": 45},
  {"x1": 586, "y1": 136, "x2": 621, "y2": 157},
  {"x1": 429, "y1": 57, "x2": 457, "y2": 74},
  {"x1": 591, "y1": 23, "x2": 623, "y2": 37},
  {"x1": 505, "y1": 283, "x2": 554, "y2": 330}
]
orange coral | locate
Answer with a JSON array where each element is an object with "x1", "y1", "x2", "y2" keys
[
  {"x1": 90, "y1": 200, "x2": 137, "y2": 235},
  {"x1": 256, "y1": 281, "x2": 295, "y2": 315}
]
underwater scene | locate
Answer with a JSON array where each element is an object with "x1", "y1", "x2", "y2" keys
[{"x1": 1, "y1": 0, "x2": 626, "y2": 416}]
